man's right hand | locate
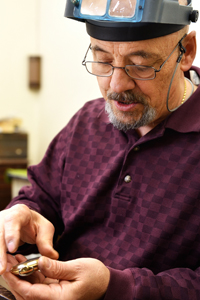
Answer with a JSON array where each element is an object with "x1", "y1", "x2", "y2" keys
[{"x1": 0, "y1": 204, "x2": 59, "y2": 275}]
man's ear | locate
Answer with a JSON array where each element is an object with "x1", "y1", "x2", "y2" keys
[{"x1": 180, "y1": 31, "x2": 197, "y2": 72}]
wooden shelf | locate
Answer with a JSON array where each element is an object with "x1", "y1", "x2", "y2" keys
[{"x1": 0, "y1": 133, "x2": 28, "y2": 211}]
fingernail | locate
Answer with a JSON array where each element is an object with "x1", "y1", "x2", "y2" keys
[{"x1": 7, "y1": 241, "x2": 15, "y2": 253}]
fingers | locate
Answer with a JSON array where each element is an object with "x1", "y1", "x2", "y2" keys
[
  {"x1": 3, "y1": 257, "x2": 110, "y2": 300},
  {"x1": 2, "y1": 268, "x2": 33, "y2": 300},
  {"x1": 0, "y1": 206, "x2": 28, "y2": 274},
  {"x1": 2, "y1": 254, "x2": 27, "y2": 300},
  {"x1": 38, "y1": 256, "x2": 110, "y2": 283},
  {"x1": 0, "y1": 204, "x2": 58, "y2": 275},
  {"x1": 0, "y1": 204, "x2": 36, "y2": 274},
  {"x1": 37, "y1": 257, "x2": 88, "y2": 281},
  {"x1": 0, "y1": 221, "x2": 7, "y2": 274},
  {"x1": 4, "y1": 205, "x2": 35, "y2": 252},
  {"x1": 38, "y1": 257, "x2": 110, "y2": 300},
  {"x1": 14, "y1": 254, "x2": 27, "y2": 263},
  {"x1": 2, "y1": 268, "x2": 61, "y2": 300},
  {"x1": 6, "y1": 253, "x2": 25, "y2": 266},
  {"x1": 8, "y1": 286, "x2": 24, "y2": 300},
  {"x1": 33, "y1": 212, "x2": 59, "y2": 260}
]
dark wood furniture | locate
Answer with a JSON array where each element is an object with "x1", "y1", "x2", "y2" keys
[
  {"x1": 0, "y1": 133, "x2": 28, "y2": 211},
  {"x1": 0, "y1": 285, "x2": 15, "y2": 300}
]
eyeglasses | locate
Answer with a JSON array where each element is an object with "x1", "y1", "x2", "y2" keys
[{"x1": 82, "y1": 34, "x2": 187, "y2": 81}]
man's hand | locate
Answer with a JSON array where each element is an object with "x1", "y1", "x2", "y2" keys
[
  {"x1": 0, "y1": 204, "x2": 59, "y2": 274},
  {"x1": 3, "y1": 254, "x2": 110, "y2": 300}
]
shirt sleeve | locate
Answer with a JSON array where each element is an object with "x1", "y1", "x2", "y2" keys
[
  {"x1": 104, "y1": 266, "x2": 200, "y2": 300},
  {"x1": 6, "y1": 126, "x2": 67, "y2": 237}
]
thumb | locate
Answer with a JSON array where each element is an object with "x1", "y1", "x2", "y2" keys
[{"x1": 38, "y1": 257, "x2": 76, "y2": 280}]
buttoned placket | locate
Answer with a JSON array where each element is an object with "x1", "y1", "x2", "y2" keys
[{"x1": 113, "y1": 126, "x2": 166, "y2": 202}]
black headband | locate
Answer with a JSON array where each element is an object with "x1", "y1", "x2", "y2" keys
[{"x1": 86, "y1": 21, "x2": 186, "y2": 42}]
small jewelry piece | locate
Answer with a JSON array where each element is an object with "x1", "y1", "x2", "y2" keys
[
  {"x1": 10, "y1": 257, "x2": 39, "y2": 277},
  {"x1": 181, "y1": 79, "x2": 187, "y2": 105},
  {"x1": 167, "y1": 74, "x2": 195, "y2": 112},
  {"x1": 183, "y1": 77, "x2": 195, "y2": 104}
]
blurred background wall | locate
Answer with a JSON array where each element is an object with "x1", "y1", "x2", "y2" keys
[{"x1": 0, "y1": 0, "x2": 199, "y2": 165}]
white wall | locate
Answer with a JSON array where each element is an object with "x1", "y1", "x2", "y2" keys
[
  {"x1": 37, "y1": 0, "x2": 100, "y2": 160},
  {"x1": 0, "y1": 1, "x2": 41, "y2": 164},
  {"x1": 1, "y1": 0, "x2": 200, "y2": 165},
  {"x1": 0, "y1": 0, "x2": 100, "y2": 165},
  {"x1": 189, "y1": 0, "x2": 200, "y2": 66}
]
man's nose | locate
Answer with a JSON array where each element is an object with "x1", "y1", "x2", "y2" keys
[{"x1": 109, "y1": 68, "x2": 136, "y2": 94}]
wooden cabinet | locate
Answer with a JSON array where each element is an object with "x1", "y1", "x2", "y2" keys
[
  {"x1": 0, "y1": 133, "x2": 28, "y2": 211},
  {"x1": 0, "y1": 284, "x2": 15, "y2": 300}
]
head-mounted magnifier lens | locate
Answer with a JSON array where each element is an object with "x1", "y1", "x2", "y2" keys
[
  {"x1": 66, "y1": 0, "x2": 199, "y2": 41},
  {"x1": 72, "y1": 0, "x2": 144, "y2": 22}
]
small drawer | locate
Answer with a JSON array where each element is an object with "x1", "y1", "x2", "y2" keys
[{"x1": 0, "y1": 133, "x2": 27, "y2": 159}]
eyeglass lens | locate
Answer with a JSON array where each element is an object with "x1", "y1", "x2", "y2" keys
[
  {"x1": 83, "y1": 34, "x2": 186, "y2": 80},
  {"x1": 85, "y1": 62, "x2": 156, "y2": 79}
]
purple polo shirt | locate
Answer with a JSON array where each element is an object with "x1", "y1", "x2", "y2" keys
[{"x1": 9, "y1": 67, "x2": 200, "y2": 299}]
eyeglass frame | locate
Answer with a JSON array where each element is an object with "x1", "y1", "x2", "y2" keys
[{"x1": 82, "y1": 34, "x2": 187, "y2": 81}]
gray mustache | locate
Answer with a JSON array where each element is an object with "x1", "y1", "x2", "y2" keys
[{"x1": 107, "y1": 92, "x2": 145, "y2": 105}]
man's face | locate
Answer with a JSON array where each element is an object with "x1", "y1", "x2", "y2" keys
[{"x1": 90, "y1": 34, "x2": 182, "y2": 132}]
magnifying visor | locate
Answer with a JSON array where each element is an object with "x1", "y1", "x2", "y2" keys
[
  {"x1": 65, "y1": 0, "x2": 199, "y2": 41},
  {"x1": 73, "y1": 0, "x2": 144, "y2": 22}
]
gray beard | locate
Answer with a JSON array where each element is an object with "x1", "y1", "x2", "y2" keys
[{"x1": 105, "y1": 91, "x2": 156, "y2": 132}]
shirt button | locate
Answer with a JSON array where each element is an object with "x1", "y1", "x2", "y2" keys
[
  {"x1": 124, "y1": 175, "x2": 132, "y2": 183},
  {"x1": 133, "y1": 146, "x2": 140, "y2": 151}
]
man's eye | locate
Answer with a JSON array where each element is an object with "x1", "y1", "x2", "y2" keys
[
  {"x1": 128, "y1": 65, "x2": 150, "y2": 73},
  {"x1": 135, "y1": 66, "x2": 145, "y2": 71},
  {"x1": 94, "y1": 54, "x2": 113, "y2": 62},
  {"x1": 95, "y1": 57, "x2": 113, "y2": 64},
  {"x1": 97, "y1": 60, "x2": 111, "y2": 64}
]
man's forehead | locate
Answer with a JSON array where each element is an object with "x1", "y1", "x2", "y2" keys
[
  {"x1": 178, "y1": 0, "x2": 187, "y2": 5},
  {"x1": 90, "y1": 38, "x2": 163, "y2": 59}
]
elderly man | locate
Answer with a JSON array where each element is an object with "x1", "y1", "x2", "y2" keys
[{"x1": 0, "y1": 0, "x2": 200, "y2": 299}]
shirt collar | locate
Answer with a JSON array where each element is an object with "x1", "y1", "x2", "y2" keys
[
  {"x1": 97, "y1": 103, "x2": 110, "y2": 124},
  {"x1": 97, "y1": 66, "x2": 200, "y2": 133},
  {"x1": 165, "y1": 66, "x2": 200, "y2": 133}
]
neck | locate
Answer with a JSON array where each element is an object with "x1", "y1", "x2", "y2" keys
[
  {"x1": 184, "y1": 77, "x2": 195, "y2": 104},
  {"x1": 136, "y1": 78, "x2": 197, "y2": 137},
  {"x1": 136, "y1": 126, "x2": 154, "y2": 137}
]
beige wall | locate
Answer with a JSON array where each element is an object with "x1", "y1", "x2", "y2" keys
[
  {"x1": 0, "y1": 0, "x2": 199, "y2": 165},
  {"x1": 0, "y1": 1, "x2": 41, "y2": 164},
  {"x1": 0, "y1": 0, "x2": 100, "y2": 164}
]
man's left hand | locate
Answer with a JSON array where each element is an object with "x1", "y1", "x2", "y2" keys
[{"x1": 2, "y1": 254, "x2": 110, "y2": 300}]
